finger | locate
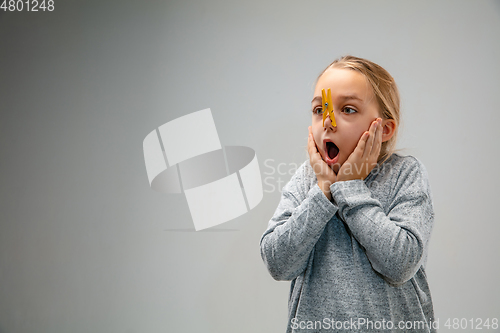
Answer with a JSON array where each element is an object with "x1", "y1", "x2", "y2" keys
[
  {"x1": 355, "y1": 131, "x2": 369, "y2": 158},
  {"x1": 369, "y1": 119, "x2": 382, "y2": 157},
  {"x1": 363, "y1": 121, "x2": 377, "y2": 159},
  {"x1": 371, "y1": 120, "x2": 383, "y2": 157},
  {"x1": 308, "y1": 132, "x2": 320, "y2": 161},
  {"x1": 307, "y1": 132, "x2": 315, "y2": 156},
  {"x1": 308, "y1": 131, "x2": 316, "y2": 151}
]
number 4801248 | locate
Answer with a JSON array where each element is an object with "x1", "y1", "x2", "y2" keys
[
  {"x1": 0, "y1": 0, "x2": 55, "y2": 11},
  {"x1": 444, "y1": 318, "x2": 498, "y2": 330}
]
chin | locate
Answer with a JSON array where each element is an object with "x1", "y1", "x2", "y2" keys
[{"x1": 332, "y1": 163, "x2": 340, "y2": 175}]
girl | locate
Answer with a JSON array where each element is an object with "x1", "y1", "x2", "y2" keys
[{"x1": 260, "y1": 55, "x2": 435, "y2": 332}]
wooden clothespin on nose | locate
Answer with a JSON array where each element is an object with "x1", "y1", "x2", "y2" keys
[{"x1": 322, "y1": 88, "x2": 336, "y2": 127}]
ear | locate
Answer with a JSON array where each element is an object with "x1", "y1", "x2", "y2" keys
[{"x1": 381, "y1": 119, "x2": 396, "y2": 143}]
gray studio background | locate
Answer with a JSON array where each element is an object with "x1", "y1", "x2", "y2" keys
[{"x1": 1, "y1": 1, "x2": 499, "y2": 332}]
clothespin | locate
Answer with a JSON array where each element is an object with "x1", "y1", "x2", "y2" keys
[{"x1": 322, "y1": 88, "x2": 336, "y2": 127}]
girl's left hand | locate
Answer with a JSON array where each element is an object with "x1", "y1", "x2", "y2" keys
[{"x1": 337, "y1": 118, "x2": 383, "y2": 182}]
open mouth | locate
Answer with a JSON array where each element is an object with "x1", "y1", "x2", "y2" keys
[{"x1": 324, "y1": 141, "x2": 339, "y2": 164}]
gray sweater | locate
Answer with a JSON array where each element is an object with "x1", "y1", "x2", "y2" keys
[{"x1": 260, "y1": 154, "x2": 436, "y2": 333}]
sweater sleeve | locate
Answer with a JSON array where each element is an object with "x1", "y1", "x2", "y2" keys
[
  {"x1": 260, "y1": 162, "x2": 338, "y2": 281},
  {"x1": 331, "y1": 157, "x2": 434, "y2": 286}
]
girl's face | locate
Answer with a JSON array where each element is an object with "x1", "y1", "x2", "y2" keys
[{"x1": 311, "y1": 67, "x2": 381, "y2": 174}]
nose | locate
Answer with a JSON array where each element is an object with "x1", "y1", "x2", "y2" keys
[{"x1": 323, "y1": 110, "x2": 337, "y2": 131}]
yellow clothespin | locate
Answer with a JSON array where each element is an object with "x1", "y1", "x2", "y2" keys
[{"x1": 322, "y1": 88, "x2": 336, "y2": 127}]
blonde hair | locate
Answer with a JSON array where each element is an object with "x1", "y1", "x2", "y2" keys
[{"x1": 317, "y1": 55, "x2": 400, "y2": 162}]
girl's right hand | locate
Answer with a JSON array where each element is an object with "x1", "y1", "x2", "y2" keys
[{"x1": 308, "y1": 126, "x2": 336, "y2": 200}]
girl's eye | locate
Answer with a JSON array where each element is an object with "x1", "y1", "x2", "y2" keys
[
  {"x1": 312, "y1": 106, "x2": 323, "y2": 115},
  {"x1": 343, "y1": 107, "x2": 357, "y2": 115}
]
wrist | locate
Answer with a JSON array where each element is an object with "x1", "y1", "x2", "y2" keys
[
  {"x1": 336, "y1": 174, "x2": 350, "y2": 182},
  {"x1": 337, "y1": 171, "x2": 362, "y2": 182},
  {"x1": 318, "y1": 180, "x2": 333, "y2": 200}
]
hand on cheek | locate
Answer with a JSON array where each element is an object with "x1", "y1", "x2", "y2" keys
[
  {"x1": 307, "y1": 126, "x2": 336, "y2": 200},
  {"x1": 337, "y1": 118, "x2": 383, "y2": 182}
]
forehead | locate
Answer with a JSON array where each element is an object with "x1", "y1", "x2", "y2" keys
[{"x1": 314, "y1": 67, "x2": 374, "y2": 101}]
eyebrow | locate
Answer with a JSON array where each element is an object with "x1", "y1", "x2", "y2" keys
[{"x1": 310, "y1": 94, "x2": 363, "y2": 104}]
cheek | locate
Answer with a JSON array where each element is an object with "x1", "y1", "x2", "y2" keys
[
  {"x1": 311, "y1": 119, "x2": 322, "y2": 142},
  {"x1": 341, "y1": 125, "x2": 366, "y2": 153}
]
